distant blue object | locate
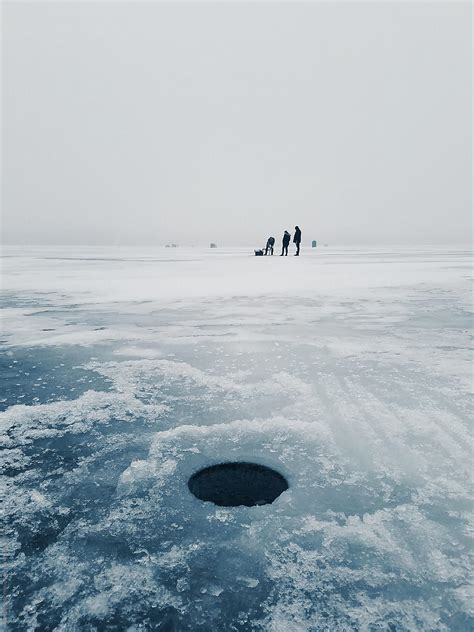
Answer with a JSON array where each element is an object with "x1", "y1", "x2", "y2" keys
[{"x1": 312, "y1": 240, "x2": 317, "y2": 248}]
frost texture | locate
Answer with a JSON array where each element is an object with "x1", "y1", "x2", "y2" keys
[{"x1": 1, "y1": 246, "x2": 472, "y2": 631}]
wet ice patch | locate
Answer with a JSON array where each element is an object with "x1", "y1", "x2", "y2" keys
[
  {"x1": 0, "y1": 346, "x2": 114, "y2": 411},
  {"x1": 1, "y1": 389, "x2": 168, "y2": 449},
  {"x1": 84, "y1": 356, "x2": 313, "y2": 430}
]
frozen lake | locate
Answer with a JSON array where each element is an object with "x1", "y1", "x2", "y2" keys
[{"x1": 1, "y1": 245, "x2": 472, "y2": 631}]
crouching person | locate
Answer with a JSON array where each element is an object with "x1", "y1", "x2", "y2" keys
[{"x1": 265, "y1": 236, "x2": 275, "y2": 255}]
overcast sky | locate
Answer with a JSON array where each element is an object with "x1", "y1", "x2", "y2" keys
[{"x1": 2, "y1": 1, "x2": 472, "y2": 246}]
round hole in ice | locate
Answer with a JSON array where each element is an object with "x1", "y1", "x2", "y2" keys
[{"x1": 188, "y1": 462, "x2": 288, "y2": 507}]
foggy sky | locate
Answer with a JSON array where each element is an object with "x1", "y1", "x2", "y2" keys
[{"x1": 2, "y1": 1, "x2": 472, "y2": 246}]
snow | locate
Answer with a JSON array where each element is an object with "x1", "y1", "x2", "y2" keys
[{"x1": 1, "y1": 245, "x2": 472, "y2": 630}]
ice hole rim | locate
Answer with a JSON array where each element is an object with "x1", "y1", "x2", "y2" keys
[{"x1": 188, "y1": 461, "x2": 289, "y2": 507}]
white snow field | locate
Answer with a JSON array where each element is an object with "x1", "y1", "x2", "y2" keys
[{"x1": 1, "y1": 245, "x2": 472, "y2": 631}]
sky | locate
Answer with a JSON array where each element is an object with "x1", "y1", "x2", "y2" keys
[{"x1": 2, "y1": 1, "x2": 472, "y2": 247}]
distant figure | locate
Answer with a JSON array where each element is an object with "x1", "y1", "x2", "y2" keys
[
  {"x1": 265, "y1": 236, "x2": 275, "y2": 255},
  {"x1": 280, "y1": 231, "x2": 291, "y2": 256},
  {"x1": 293, "y1": 226, "x2": 302, "y2": 256}
]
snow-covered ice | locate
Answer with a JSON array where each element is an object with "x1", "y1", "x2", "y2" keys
[{"x1": 1, "y1": 245, "x2": 472, "y2": 631}]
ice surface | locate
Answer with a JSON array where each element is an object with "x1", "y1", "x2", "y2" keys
[{"x1": 1, "y1": 246, "x2": 472, "y2": 630}]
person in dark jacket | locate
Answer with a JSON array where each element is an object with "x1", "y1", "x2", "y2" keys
[
  {"x1": 280, "y1": 230, "x2": 291, "y2": 256},
  {"x1": 293, "y1": 226, "x2": 302, "y2": 256},
  {"x1": 265, "y1": 236, "x2": 275, "y2": 255}
]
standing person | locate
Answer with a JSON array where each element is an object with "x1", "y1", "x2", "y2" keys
[
  {"x1": 293, "y1": 226, "x2": 302, "y2": 256},
  {"x1": 265, "y1": 236, "x2": 275, "y2": 255},
  {"x1": 280, "y1": 230, "x2": 291, "y2": 256}
]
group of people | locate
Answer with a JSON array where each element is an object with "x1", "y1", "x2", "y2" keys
[{"x1": 261, "y1": 226, "x2": 302, "y2": 257}]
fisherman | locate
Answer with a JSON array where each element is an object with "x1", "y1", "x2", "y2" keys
[
  {"x1": 293, "y1": 226, "x2": 302, "y2": 256},
  {"x1": 280, "y1": 230, "x2": 291, "y2": 256},
  {"x1": 265, "y1": 236, "x2": 275, "y2": 255}
]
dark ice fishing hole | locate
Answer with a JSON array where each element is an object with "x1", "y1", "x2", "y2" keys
[{"x1": 188, "y1": 462, "x2": 289, "y2": 507}]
